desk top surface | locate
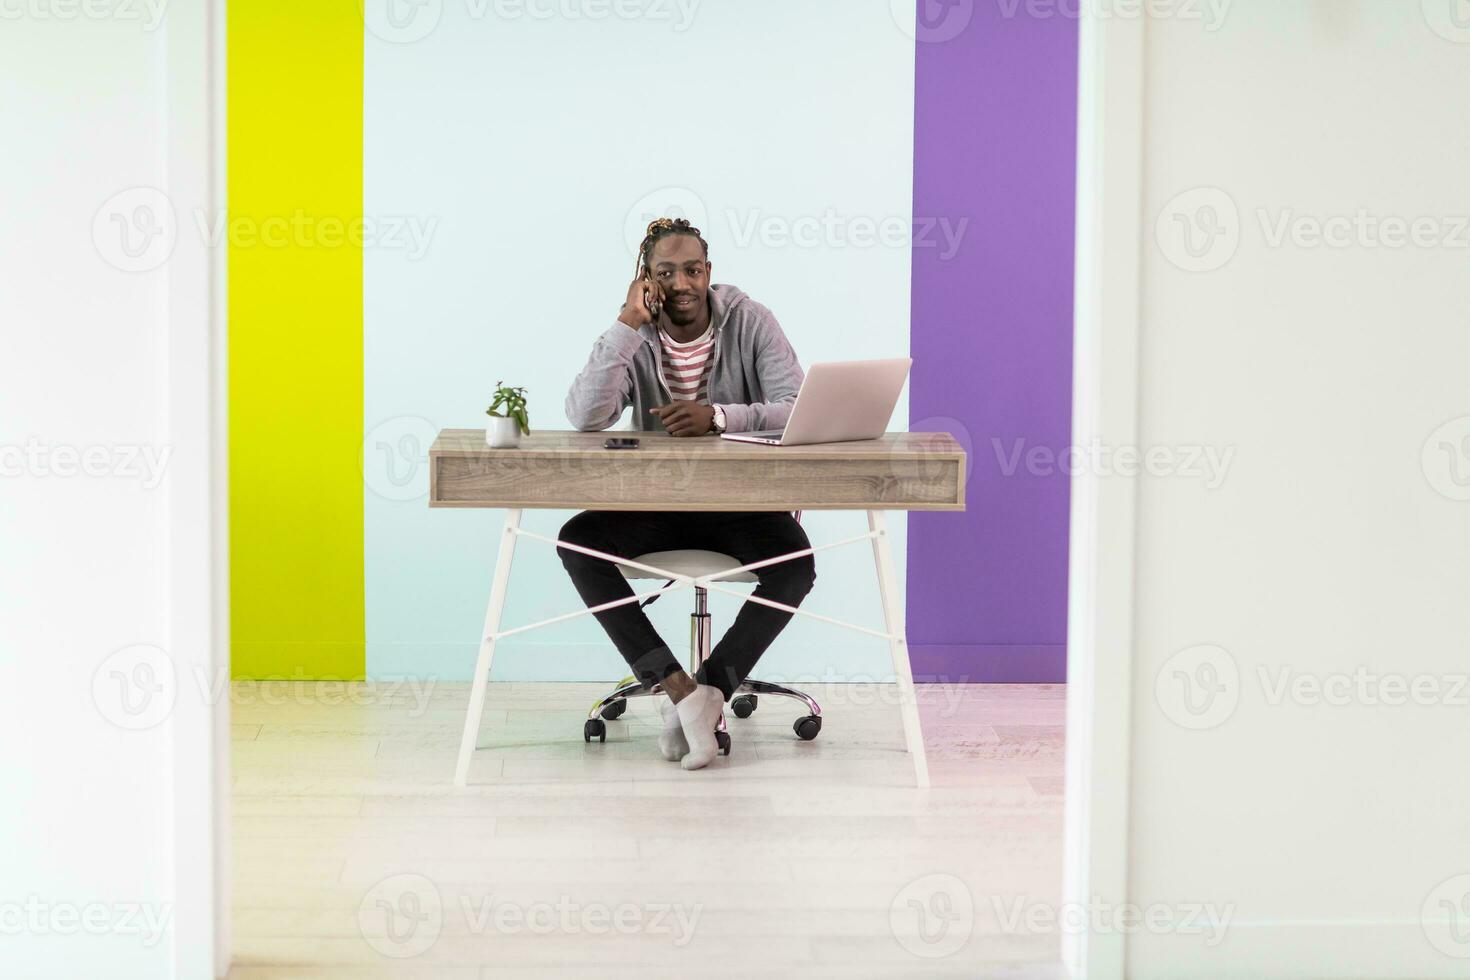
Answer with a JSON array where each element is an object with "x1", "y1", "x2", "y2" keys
[{"x1": 431, "y1": 429, "x2": 965, "y2": 460}]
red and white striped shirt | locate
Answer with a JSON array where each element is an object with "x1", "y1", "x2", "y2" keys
[{"x1": 657, "y1": 324, "x2": 714, "y2": 403}]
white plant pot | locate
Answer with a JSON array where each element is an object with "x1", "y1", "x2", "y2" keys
[{"x1": 485, "y1": 416, "x2": 522, "y2": 449}]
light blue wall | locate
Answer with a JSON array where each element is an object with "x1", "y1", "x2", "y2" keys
[{"x1": 364, "y1": 1, "x2": 916, "y2": 682}]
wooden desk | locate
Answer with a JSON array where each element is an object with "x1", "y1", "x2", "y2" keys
[
  {"x1": 430, "y1": 429, "x2": 968, "y2": 788},
  {"x1": 429, "y1": 429, "x2": 965, "y2": 511}
]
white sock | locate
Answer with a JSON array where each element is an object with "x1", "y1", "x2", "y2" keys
[
  {"x1": 657, "y1": 696, "x2": 688, "y2": 762},
  {"x1": 675, "y1": 684, "x2": 725, "y2": 771}
]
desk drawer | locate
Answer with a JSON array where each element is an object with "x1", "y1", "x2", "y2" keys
[{"x1": 429, "y1": 453, "x2": 964, "y2": 511}]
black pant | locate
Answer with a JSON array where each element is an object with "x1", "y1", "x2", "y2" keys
[{"x1": 556, "y1": 511, "x2": 817, "y2": 702}]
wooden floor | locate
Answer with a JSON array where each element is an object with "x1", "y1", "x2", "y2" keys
[{"x1": 227, "y1": 680, "x2": 1066, "y2": 980}]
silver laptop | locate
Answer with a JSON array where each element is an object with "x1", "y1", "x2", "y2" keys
[{"x1": 720, "y1": 357, "x2": 912, "y2": 446}]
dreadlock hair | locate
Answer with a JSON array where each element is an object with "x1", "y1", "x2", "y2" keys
[{"x1": 634, "y1": 217, "x2": 709, "y2": 277}]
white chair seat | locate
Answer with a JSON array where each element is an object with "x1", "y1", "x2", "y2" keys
[{"x1": 618, "y1": 549, "x2": 758, "y2": 583}]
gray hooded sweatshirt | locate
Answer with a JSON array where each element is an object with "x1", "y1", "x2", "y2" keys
[{"x1": 564, "y1": 283, "x2": 804, "y2": 434}]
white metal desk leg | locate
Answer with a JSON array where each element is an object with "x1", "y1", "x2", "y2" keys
[
  {"x1": 868, "y1": 510, "x2": 930, "y2": 789},
  {"x1": 454, "y1": 508, "x2": 522, "y2": 787}
]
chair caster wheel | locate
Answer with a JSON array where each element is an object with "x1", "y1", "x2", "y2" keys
[
  {"x1": 584, "y1": 719, "x2": 606, "y2": 743},
  {"x1": 715, "y1": 730, "x2": 731, "y2": 755},
  {"x1": 600, "y1": 699, "x2": 627, "y2": 721},
  {"x1": 731, "y1": 694, "x2": 757, "y2": 718},
  {"x1": 794, "y1": 716, "x2": 821, "y2": 741}
]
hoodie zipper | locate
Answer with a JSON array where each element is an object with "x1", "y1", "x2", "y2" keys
[
  {"x1": 705, "y1": 292, "x2": 726, "y2": 402},
  {"x1": 649, "y1": 328, "x2": 674, "y2": 404}
]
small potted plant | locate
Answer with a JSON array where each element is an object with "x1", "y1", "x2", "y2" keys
[{"x1": 485, "y1": 382, "x2": 530, "y2": 449}]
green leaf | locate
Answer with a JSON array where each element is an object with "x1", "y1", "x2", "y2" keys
[{"x1": 488, "y1": 383, "x2": 528, "y2": 426}]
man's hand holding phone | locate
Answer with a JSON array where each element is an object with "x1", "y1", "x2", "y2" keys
[
  {"x1": 617, "y1": 270, "x2": 663, "y2": 329},
  {"x1": 651, "y1": 402, "x2": 715, "y2": 437}
]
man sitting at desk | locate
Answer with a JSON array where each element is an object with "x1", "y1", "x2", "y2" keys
[{"x1": 558, "y1": 217, "x2": 816, "y2": 772}]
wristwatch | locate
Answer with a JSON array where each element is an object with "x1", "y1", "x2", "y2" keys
[{"x1": 711, "y1": 405, "x2": 727, "y2": 434}]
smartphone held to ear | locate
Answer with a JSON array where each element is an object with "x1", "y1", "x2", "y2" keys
[
  {"x1": 604, "y1": 438, "x2": 640, "y2": 450},
  {"x1": 642, "y1": 268, "x2": 661, "y2": 319}
]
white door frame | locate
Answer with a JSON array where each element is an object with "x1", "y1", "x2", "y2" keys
[
  {"x1": 1062, "y1": 9, "x2": 1145, "y2": 980},
  {"x1": 172, "y1": 6, "x2": 1146, "y2": 977},
  {"x1": 165, "y1": 0, "x2": 230, "y2": 975}
]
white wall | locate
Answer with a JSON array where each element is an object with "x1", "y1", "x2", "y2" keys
[
  {"x1": 0, "y1": 8, "x2": 210, "y2": 979},
  {"x1": 1123, "y1": 3, "x2": 1470, "y2": 976}
]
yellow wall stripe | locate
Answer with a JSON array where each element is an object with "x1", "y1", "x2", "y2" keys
[{"x1": 228, "y1": 2, "x2": 364, "y2": 679}]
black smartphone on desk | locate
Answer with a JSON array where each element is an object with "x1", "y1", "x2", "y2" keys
[{"x1": 604, "y1": 437, "x2": 640, "y2": 450}]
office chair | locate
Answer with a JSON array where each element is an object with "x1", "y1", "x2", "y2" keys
[{"x1": 582, "y1": 514, "x2": 822, "y2": 753}]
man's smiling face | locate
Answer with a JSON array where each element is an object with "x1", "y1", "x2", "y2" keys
[{"x1": 648, "y1": 234, "x2": 711, "y2": 328}]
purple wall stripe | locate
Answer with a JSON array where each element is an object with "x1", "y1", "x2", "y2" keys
[{"x1": 906, "y1": 4, "x2": 1078, "y2": 683}]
